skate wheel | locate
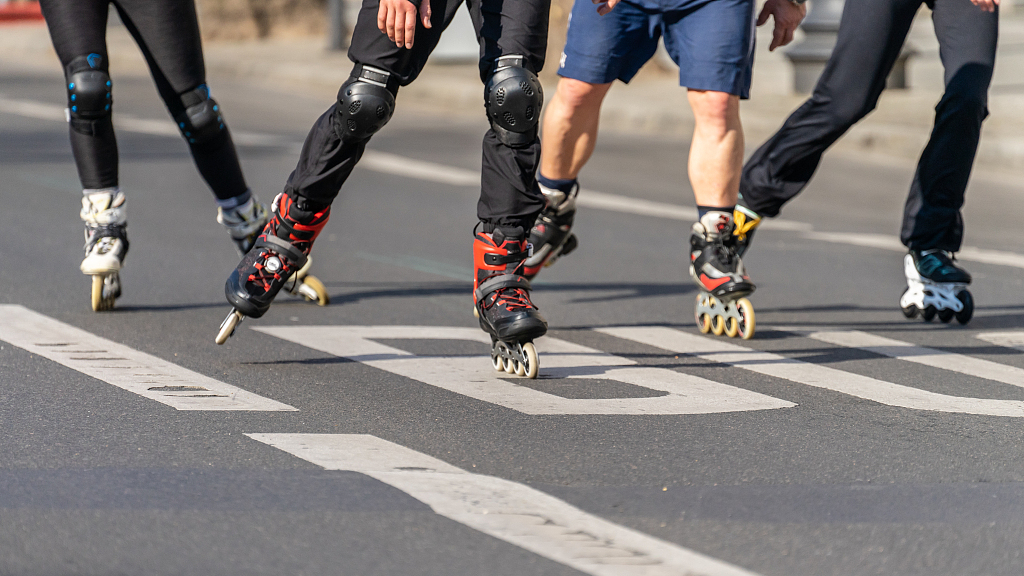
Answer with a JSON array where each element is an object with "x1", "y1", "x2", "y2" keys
[
  {"x1": 491, "y1": 352, "x2": 503, "y2": 372},
  {"x1": 938, "y1": 308, "x2": 955, "y2": 323},
  {"x1": 900, "y1": 288, "x2": 918, "y2": 319},
  {"x1": 215, "y1": 310, "x2": 244, "y2": 345},
  {"x1": 955, "y1": 290, "x2": 974, "y2": 325},
  {"x1": 521, "y1": 342, "x2": 539, "y2": 379},
  {"x1": 502, "y1": 355, "x2": 515, "y2": 374},
  {"x1": 697, "y1": 314, "x2": 712, "y2": 334},
  {"x1": 297, "y1": 274, "x2": 330, "y2": 306},
  {"x1": 474, "y1": 305, "x2": 480, "y2": 319},
  {"x1": 90, "y1": 274, "x2": 117, "y2": 312},
  {"x1": 922, "y1": 305, "x2": 937, "y2": 322},
  {"x1": 736, "y1": 298, "x2": 755, "y2": 340},
  {"x1": 724, "y1": 317, "x2": 739, "y2": 338},
  {"x1": 514, "y1": 358, "x2": 527, "y2": 377},
  {"x1": 711, "y1": 314, "x2": 726, "y2": 336}
]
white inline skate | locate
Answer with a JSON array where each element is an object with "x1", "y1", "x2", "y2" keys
[
  {"x1": 900, "y1": 250, "x2": 973, "y2": 324},
  {"x1": 80, "y1": 188, "x2": 128, "y2": 312}
]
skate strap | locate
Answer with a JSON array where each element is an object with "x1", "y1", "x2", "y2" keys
[
  {"x1": 475, "y1": 274, "x2": 531, "y2": 301},
  {"x1": 484, "y1": 251, "x2": 527, "y2": 266},
  {"x1": 256, "y1": 235, "x2": 308, "y2": 268}
]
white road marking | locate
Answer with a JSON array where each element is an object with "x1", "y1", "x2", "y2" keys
[
  {"x1": 3, "y1": 94, "x2": 1021, "y2": 269},
  {"x1": 977, "y1": 331, "x2": 1024, "y2": 352},
  {"x1": 798, "y1": 329, "x2": 1024, "y2": 390},
  {"x1": 600, "y1": 326, "x2": 1024, "y2": 417},
  {"x1": 0, "y1": 305, "x2": 295, "y2": 411},
  {"x1": 246, "y1": 433, "x2": 761, "y2": 576},
  {"x1": 252, "y1": 325, "x2": 793, "y2": 415}
]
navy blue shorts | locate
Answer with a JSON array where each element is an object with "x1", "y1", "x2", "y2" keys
[{"x1": 558, "y1": 0, "x2": 756, "y2": 98}]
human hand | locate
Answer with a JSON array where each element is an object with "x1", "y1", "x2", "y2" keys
[
  {"x1": 592, "y1": 0, "x2": 621, "y2": 16},
  {"x1": 378, "y1": 0, "x2": 432, "y2": 49},
  {"x1": 970, "y1": 0, "x2": 998, "y2": 13},
  {"x1": 757, "y1": 0, "x2": 806, "y2": 51}
]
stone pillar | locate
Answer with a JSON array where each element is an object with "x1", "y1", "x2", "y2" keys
[{"x1": 328, "y1": 0, "x2": 348, "y2": 51}]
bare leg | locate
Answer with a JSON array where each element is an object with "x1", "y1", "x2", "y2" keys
[
  {"x1": 687, "y1": 89, "x2": 743, "y2": 207},
  {"x1": 539, "y1": 78, "x2": 613, "y2": 179}
]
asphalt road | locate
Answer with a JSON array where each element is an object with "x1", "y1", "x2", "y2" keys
[{"x1": 2, "y1": 57, "x2": 1024, "y2": 576}]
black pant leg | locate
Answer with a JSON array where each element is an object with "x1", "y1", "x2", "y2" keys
[
  {"x1": 39, "y1": 0, "x2": 118, "y2": 190},
  {"x1": 900, "y1": 0, "x2": 997, "y2": 252},
  {"x1": 115, "y1": 0, "x2": 249, "y2": 200},
  {"x1": 284, "y1": 0, "x2": 464, "y2": 206},
  {"x1": 467, "y1": 0, "x2": 550, "y2": 232},
  {"x1": 740, "y1": 0, "x2": 919, "y2": 217}
]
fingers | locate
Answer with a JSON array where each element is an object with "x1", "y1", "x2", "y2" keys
[
  {"x1": 421, "y1": 0, "x2": 432, "y2": 29},
  {"x1": 393, "y1": 8, "x2": 406, "y2": 47},
  {"x1": 404, "y1": 6, "x2": 417, "y2": 48},
  {"x1": 756, "y1": 2, "x2": 770, "y2": 26},
  {"x1": 378, "y1": 2, "x2": 388, "y2": 35}
]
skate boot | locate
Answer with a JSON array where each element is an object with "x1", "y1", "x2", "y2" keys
[
  {"x1": 690, "y1": 213, "x2": 756, "y2": 339},
  {"x1": 900, "y1": 249, "x2": 973, "y2": 324},
  {"x1": 474, "y1": 226, "x2": 548, "y2": 378},
  {"x1": 218, "y1": 194, "x2": 329, "y2": 308},
  {"x1": 216, "y1": 193, "x2": 330, "y2": 344},
  {"x1": 523, "y1": 182, "x2": 579, "y2": 279},
  {"x1": 80, "y1": 188, "x2": 129, "y2": 312},
  {"x1": 731, "y1": 200, "x2": 762, "y2": 257}
]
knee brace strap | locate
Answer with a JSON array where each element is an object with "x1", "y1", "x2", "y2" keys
[
  {"x1": 65, "y1": 54, "x2": 112, "y2": 136},
  {"x1": 175, "y1": 85, "x2": 225, "y2": 144},
  {"x1": 334, "y1": 66, "x2": 397, "y2": 143},
  {"x1": 484, "y1": 55, "x2": 543, "y2": 148}
]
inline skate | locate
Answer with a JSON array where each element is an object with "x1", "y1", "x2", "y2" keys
[
  {"x1": 474, "y1": 226, "x2": 547, "y2": 378},
  {"x1": 80, "y1": 188, "x2": 129, "y2": 312},
  {"x1": 691, "y1": 213, "x2": 756, "y2": 339},
  {"x1": 523, "y1": 182, "x2": 579, "y2": 279},
  {"x1": 216, "y1": 193, "x2": 330, "y2": 344},
  {"x1": 900, "y1": 249, "x2": 973, "y2": 324}
]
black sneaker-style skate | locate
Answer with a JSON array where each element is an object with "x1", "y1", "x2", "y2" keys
[
  {"x1": 900, "y1": 249, "x2": 973, "y2": 324},
  {"x1": 474, "y1": 226, "x2": 548, "y2": 378},
  {"x1": 690, "y1": 216, "x2": 756, "y2": 339},
  {"x1": 523, "y1": 182, "x2": 579, "y2": 279},
  {"x1": 218, "y1": 194, "x2": 329, "y2": 308},
  {"x1": 216, "y1": 193, "x2": 330, "y2": 344},
  {"x1": 80, "y1": 188, "x2": 129, "y2": 312}
]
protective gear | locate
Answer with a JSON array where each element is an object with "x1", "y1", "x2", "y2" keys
[
  {"x1": 484, "y1": 55, "x2": 543, "y2": 148},
  {"x1": 175, "y1": 85, "x2": 225, "y2": 144},
  {"x1": 65, "y1": 53, "x2": 112, "y2": 136},
  {"x1": 334, "y1": 66, "x2": 396, "y2": 142}
]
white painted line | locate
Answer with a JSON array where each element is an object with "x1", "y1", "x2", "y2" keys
[
  {"x1": 599, "y1": 326, "x2": 1024, "y2": 417},
  {"x1": 0, "y1": 305, "x2": 295, "y2": 411},
  {"x1": 799, "y1": 329, "x2": 1024, "y2": 390},
  {"x1": 247, "y1": 433, "x2": 761, "y2": 576},
  {"x1": 3, "y1": 94, "x2": 1021, "y2": 269},
  {"x1": 252, "y1": 325, "x2": 793, "y2": 415},
  {"x1": 977, "y1": 331, "x2": 1024, "y2": 352}
]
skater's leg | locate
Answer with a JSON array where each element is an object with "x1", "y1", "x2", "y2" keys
[
  {"x1": 900, "y1": 0, "x2": 997, "y2": 252},
  {"x1": 687, "y1": 89, "x2": 743, "y2": 210},
  {"x1": 539, "y1": 79, "x2": 612, "y2": 180},
  {"x1": 114, "y1": 0, "x2": 249, "y2": 202},
  {"x1": 740, "y1": 0, "x2": 921, "y2": 218}
]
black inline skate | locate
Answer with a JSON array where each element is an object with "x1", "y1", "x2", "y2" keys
[
  {"x1": 80, "y1": 188, "x2": 129, "y2": 312},
  {"x1": 216, "y1": 193, "x2": 331, "y2": 344},
  {"x1": 900, "y1": 249, "x2": 973, "y2": 324},
  {"x1": 523, "y1": 182, "x2": 579, "y2": 279},
  {"x1": 474, "y1": 226, "x2": 548, "y2": 378},
  {"x1": 690, "y1": 213, "x2": 756, "y2": 339}
]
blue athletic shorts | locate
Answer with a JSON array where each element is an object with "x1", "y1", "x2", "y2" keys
[{"x1": 558, "y1": 0, "x2": 756, "y2": 98}]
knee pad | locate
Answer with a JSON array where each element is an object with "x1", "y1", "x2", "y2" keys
[
  {"x1": 484, "y1": 55, "x2": 543, "y2": 148},
  {"x1": 334, "y1": 66, "x2": 396, "y2": 142},
  {"x1": 65, "y1": 54, "x2": 112, "y2": 136},
  {"x1": 175, "y1": 85, "x2": 225, "y2": 145}
]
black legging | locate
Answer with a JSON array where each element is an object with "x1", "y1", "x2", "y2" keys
[
  {"x1": 39, "y1": 0, "x2": 248, "y2": 199},
  {"x1": 740, "y1": 0, "x2": 998, "y2": 252},
  {"x1": 282, "y1": 0, "x2": 551, "y2": 232}
]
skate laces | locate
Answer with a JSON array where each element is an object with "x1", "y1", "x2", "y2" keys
[
  {"x1": 491, "y1": 286, "x2": 535, "y2": 311},
  {"x1": 248, "y1": 248, "x2": 293, "y2": 293}
]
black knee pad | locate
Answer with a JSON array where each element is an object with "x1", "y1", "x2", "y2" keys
[
  {"x1": 334, "y1": 66, "x2": 396, "y2": 142},
  {"x1": 484, "y1": 55, "x2": 543, "y2": 148},
  {"x1": 65, "y1": 54, "x2": 112, "y2": 136},
  {"x1": 175, "y1": 85, "x2": 225, "y2": 145}
]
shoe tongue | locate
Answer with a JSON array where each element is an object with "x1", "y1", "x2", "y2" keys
[
  {"x1": 491, "y1": 226, "x2": 524, "y2": 245},
  {"x1": 700, "y1": 212, "x2": 734, "y2": 238}
]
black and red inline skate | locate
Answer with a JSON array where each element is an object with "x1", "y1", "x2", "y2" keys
[{"x1": 690, "y1": 214, "x2": 756, "y2": 339}]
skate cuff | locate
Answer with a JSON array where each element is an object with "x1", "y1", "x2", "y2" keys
[
  {"x1": 257, "y1": 235, "x2": 308, "y2": 267},
  {"x1": 475, "y1": 274, "x2": 531, "y2": 301}
]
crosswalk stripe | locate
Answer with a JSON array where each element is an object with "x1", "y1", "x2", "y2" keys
[
  {"x1": 977, "y1": 331, "x2": 1024, "y2": 352},
  {"x1": 599, "y1": 327, "x2": 1024, "y2": 417},
  {"x1": 799, "y1": 329, "x2": 1024, "y2": 389},
  {"x1": 253, "y1": 325, "x2": 793, "y2": 415},
  {"x1": 0, "y1": 305, "x2": 295, "y2": 411},
  {"x1": 247, "y1": 433, "x2": 761, "y2": 576}
]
